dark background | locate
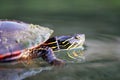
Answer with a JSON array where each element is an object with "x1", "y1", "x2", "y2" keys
[{"x1": 0, "y1": 0, "x2": 120, "y2": 37}]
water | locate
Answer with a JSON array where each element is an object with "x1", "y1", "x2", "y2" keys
[
  {"x1": 24, "y1": 36, "x2": 120, "y2": 80},
  {"x1": 0, "y1": 18, "x2": 120, "y2": 80}
]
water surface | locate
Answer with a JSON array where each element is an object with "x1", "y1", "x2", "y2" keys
[{"x1": 0, "y1": 18, "x2": 120, "y2": 80}]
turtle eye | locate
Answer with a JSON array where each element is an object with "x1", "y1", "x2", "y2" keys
[{"x1": 75, "y1": 35, "x2": 81, "y2": 40}]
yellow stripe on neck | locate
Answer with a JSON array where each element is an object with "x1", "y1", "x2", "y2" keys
[{"x1": 47, "y1": 41, "x2": 56, "y2": 45}]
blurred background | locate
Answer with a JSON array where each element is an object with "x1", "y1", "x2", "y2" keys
[
  {"x1": 0, "y1": 0, "x2": 120, "y2": 80},
  {"x1": 0, "y1": 0, "x2": 120, "y2": 37}
]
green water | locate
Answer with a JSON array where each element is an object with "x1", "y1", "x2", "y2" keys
[{"x1": 0, "y1": 0, "x2": 120, "y2": 80}]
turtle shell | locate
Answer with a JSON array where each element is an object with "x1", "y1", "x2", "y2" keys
[{"x1": 0, "y1": 20, "x2": 53, "y2": 54}]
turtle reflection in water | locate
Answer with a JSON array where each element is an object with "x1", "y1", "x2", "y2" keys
[{"x1": 0, "y1": 20, "x2": 85, "y2": 66}]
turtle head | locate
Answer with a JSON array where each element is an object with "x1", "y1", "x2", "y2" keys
[
  {"x1": 43, "y1": 34, "x2": 85, "y2": 51},
  {"x1": 66, "y1": 34, "x2": 85, "y2": 50}
]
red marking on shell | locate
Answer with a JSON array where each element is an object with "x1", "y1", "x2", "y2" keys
[{"x1": 0, "y1": 50, "x2": 21, "y2": 60}]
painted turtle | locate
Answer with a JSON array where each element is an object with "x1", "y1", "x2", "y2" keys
[{"x1": 0, "y1": 20, "x2": 85, "y2": 66}]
